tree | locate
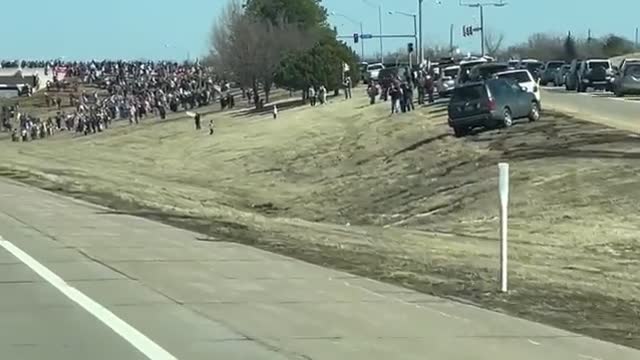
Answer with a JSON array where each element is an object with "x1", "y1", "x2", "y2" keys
[
  {"x1": 602, "y1": 35, "x2": 635, "y2": 58},
  {"x1": 209, "y1": 0, "x2": 310, "y2": 105},
  {"x1": 484, "y1": 30, "x2": 505, "y2": 58},
  {"x1": 275, "y1": 32, "x2": 359, "y2": 94},
  {"x1": 243, "y1": 0, "x2": 328, "y2": 29},
  {"x1": 245, "y1": 0, "x2": 358, "y2": 94},
  {"x1": 563, "y1": 33, "x2": 577, "y2": 61}
]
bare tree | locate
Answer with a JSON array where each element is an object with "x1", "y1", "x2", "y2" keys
[
  {"x1": 209, "y1": 0, "x2": 311, "y2": 106},
  {"x1": 484, "y1": 30, "x2": 505, "y2": 58}
]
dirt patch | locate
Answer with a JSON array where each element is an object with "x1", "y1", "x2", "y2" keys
[{"x1": 1, "y1": 89, "x2": 639, "y2": 348}]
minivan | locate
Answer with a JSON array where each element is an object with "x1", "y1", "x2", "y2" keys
[{"x1": 448, "y1": 78, "x2": 540, "y2": 137}]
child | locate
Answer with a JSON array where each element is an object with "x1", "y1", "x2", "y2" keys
[
  {"x1": 272, "y1": 104, "x2": 278, "y2": 119},
  {"x1": 209, "y1": 119, "x2": 215, "y2": 135}
]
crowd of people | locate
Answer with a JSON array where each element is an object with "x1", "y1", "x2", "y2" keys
[
  {"x1": 2, "y1": 60, "x2": 232, "y2": 142},
  {"x1": 365, "y1": 66, "x2": 437, "y2": 115}
]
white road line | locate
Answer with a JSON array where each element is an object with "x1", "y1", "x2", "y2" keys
[{"x1": 0, "y1": 235, "x2": 177, "y2": 360}]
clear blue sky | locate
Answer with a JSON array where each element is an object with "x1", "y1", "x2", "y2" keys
[{"x1": 3, "y1": 0, "x2": 639, "y2": 61}]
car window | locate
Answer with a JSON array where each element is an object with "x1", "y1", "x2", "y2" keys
[
  {"x1": 545, "y1": 62, "x2": 563, "y2": 69},
  {"x1": 368, "y1": 64, "x2": 383, "y2": 71},
  {"x1": 451, "y1": 85, "x2": 485, "y2": 101},
  {"x1": 625, "y1": 64, "x2": 640, "y2": 76},
  {"x1": 498, "y1": 71, "x2": 531, "y2": 83},
  {"x1": 444, "y1": 68, "x2": 459, "y2": 77},
  {"x1": 588, "y1": 61, "x2": 610, "y2": 69}
]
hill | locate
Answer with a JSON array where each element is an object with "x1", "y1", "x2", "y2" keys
[{"x1": 1, "y1": 89, "x2": 640, "y2": 348}]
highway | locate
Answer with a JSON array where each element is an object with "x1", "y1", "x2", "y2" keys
[
  {"x1": 1, "y1": 179, "x2": 640, "y2": 360},
  {"x1": 541, "y1": 86, "x2": 640, "y2": 132}
]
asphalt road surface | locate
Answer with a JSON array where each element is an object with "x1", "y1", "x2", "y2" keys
[
  {"x1": 541, "y1": 86, "x2": 640, "y2": 132},
  {"x1": 1, "y1": 178, "x2": 639, "y2": 360}
]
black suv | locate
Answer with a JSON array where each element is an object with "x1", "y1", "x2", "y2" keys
[
  {"x1": 576, "y1": 59, "x2": 614, "y2": 92},
  {"x1": 447, "y1": 79, "x2": 540, "y2": 137}
]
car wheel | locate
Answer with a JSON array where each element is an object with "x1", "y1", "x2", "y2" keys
[
  {"x1": 615, "y1": 88, "x2": 624, "y2": 97},
  {"x1": 502, "y1": 108, "x2": 513, "y2": 128},
  {"x1": 453, "y1": 126, "x2": 468, "y2": 138},
  {"x1": 528, "y1": 101, "x2": 540, "y2": 122}
]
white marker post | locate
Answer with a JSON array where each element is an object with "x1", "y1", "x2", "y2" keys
[{"x1": 498, "y1": 162, "x2": 509, "y2": 293}]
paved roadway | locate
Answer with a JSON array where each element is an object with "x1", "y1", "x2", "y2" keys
[
  {"x1": 541, "y1": 86, "x2": 640, "y2": 132},
  {"x1": 1, "y1": 179, "x2": 639, "y2": 360}
]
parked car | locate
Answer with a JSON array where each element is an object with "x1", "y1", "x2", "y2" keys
[
  {"x1": 456, "y1": 58, "x2": 489, "y2": 85},
  {"x1": 358, "y1": 62, "x2": 368, "y2": 82},
  {"x1": 519, "y1": 59, "x2": 544, "y2": 81},
  {"x1": 612, "y1": 63, "x2": 640, "y2": 97},
  {"x1": 617, "y1": 58, "x2": 640, "y2": 75},
  {"x1": 555, "y1": 64, "x2": 571, "y2": 86},
  {"x1": 507, "y1": 59, "x2": 520, "y2": 68},
  {"x1": 364, "y1": 63, "x2": 385, "y2": 83},
  {"x1": 436, "y1": 65, "x2": 460, "y2": 97},
  {"x1": 447, "y1": 78, "x2": 540, "y2": 137},
  {"x1": 495, "y1": 69, "x2": 541, "y2": 102},
  {"x1": 467, "y1": 63, "x2": 511, "y2": 82},
  {"x1": 539, "y1": 60, "x2": 565, "y2": 86},
  {"x1": 565, "y1": 59, "x2": 583, "y2": 91},
  {"x1": 576, "y1": 59, "x2": 614, "y2": 92}
]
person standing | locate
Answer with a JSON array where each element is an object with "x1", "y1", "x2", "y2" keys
[
  {"x1": 343, "y1": 76, "x2": 352, "y2": 99},
  {"x1": 194, "y1": 112, "x2": 201, "y2": 130},
  {"x1": 389, "y1": 85, "x2": 401, "y2": 114},
  {"x1": 308, "y1": 86, "x2": 316, "y2": 106}
]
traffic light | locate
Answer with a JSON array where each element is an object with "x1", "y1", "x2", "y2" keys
[
  {"x1": 353, "y1": 33, "x2": 359, "y2": 43},
  {"x1": 462, "y1": 25, "x2": 474, "y2": 37},
  {"x1": 408, "y1": 42, "x2": 414, "y2": 53}
]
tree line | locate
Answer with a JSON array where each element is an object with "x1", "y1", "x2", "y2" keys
[{"x1": 208, "y1": 0, "x2": 359, "y2": 107}]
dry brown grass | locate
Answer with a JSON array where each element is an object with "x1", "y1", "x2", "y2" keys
[{"x1": 1, "y1": 88, "x2": 640, "y2": 348}]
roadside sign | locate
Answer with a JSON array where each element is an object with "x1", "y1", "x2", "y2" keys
[{"x1": 360, "y1": 34, "x2": 373, "y2": 39}]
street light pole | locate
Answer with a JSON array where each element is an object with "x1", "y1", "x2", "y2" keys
[
  {"x1": 389, "y1": 11, "x2": 418, "y2": 66},
  {"x1": 360, "y1": 22, "x2": 365, "y2": 60},
  {"x1": 362, "y1": 0, "x2": 384, "y2": 63}
]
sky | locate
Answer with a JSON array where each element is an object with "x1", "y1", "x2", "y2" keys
[{"x1": 2, "y1": 0, "x2": 639, "y2": 61}]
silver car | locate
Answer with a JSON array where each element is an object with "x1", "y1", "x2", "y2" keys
[
  {"x1": 555, "y1": 65, "x2": 571, "y2": 86},
  {"x1": 613, "y1": 63, "x2": 640, "y2": 97},
  {"x1": 436, "y1": 65, "x2": 459, "y2": 97}
]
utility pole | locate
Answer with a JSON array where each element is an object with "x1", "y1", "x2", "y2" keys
[
  {"x1": 635, "y1": 27, "x2": 638, "y2": 49},
  {"x1": 418, "y1": 0, "x2": 424, "y2": 65},
  {"x1": 588, "y1": 28, "x2": 592, "y2": 42},
  {"x1": 450, "y1": 24, "x2": 454, "y2": 55},
  {"x1": 459, "y1": 1, "x2": 507, "y2": 57},
  {"x1": 480, "y1": 6, "x2": 484, "y2": 56},
  {"x1": 378, "y1": 5, "x2": 384, "y2": 63}
]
